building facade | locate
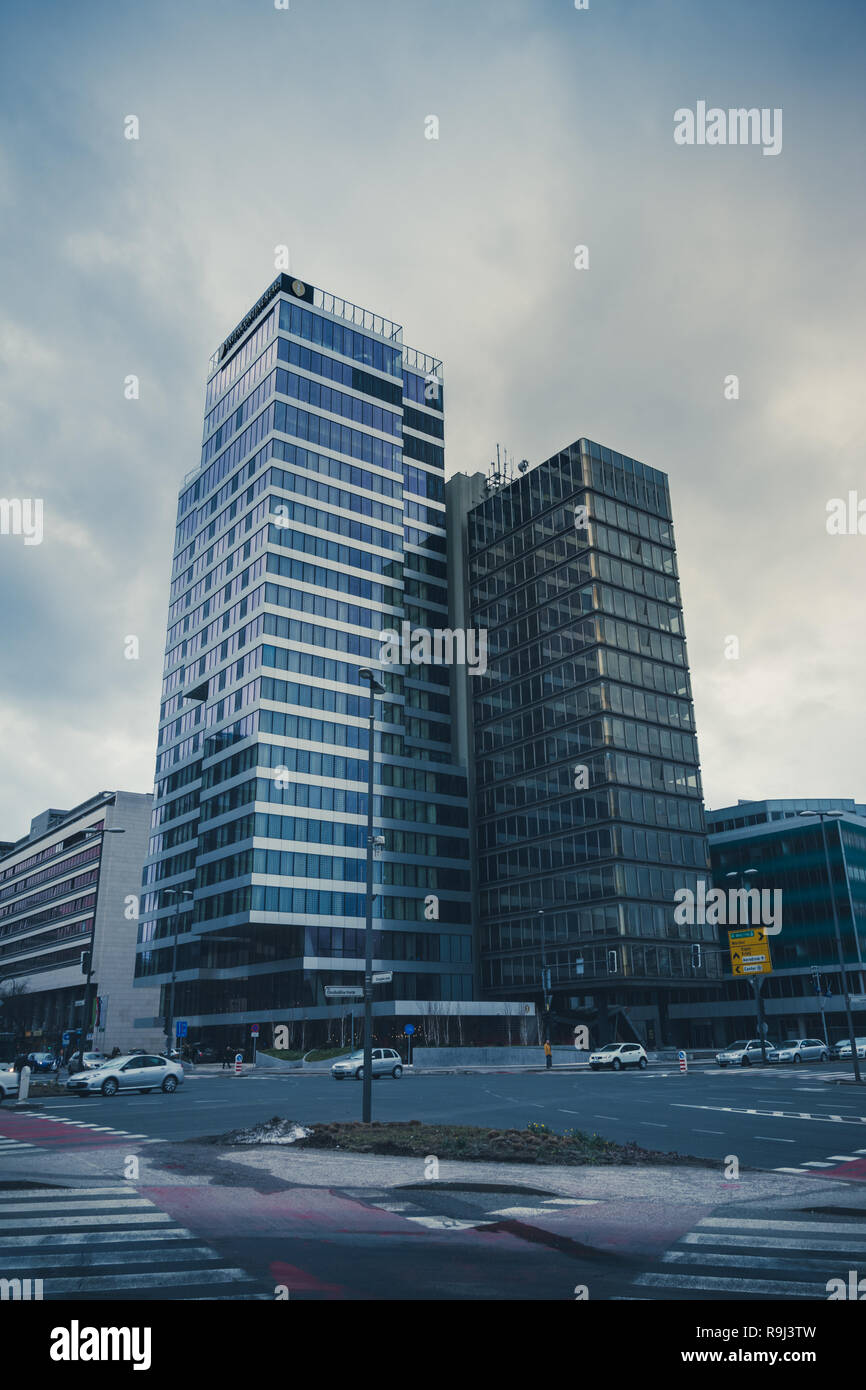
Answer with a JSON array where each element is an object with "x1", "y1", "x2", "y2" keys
[
  {"x1": 0, "y1": 790, "x2": 161, "y2": 1056},
  {"x1": 683, "y1": 797, "x2": 866, "y2": 1047},
  {"x1": 454, "y1": 437, "x2": 719, "y2": 1048},
  {"x1": 135, "y1": 273, "x2": 478, "y2": 1051}
]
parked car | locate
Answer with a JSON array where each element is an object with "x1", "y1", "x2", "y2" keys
[
  {"x1": 26, "y1": 1052, "x2": 57, "y2": 1073},
  {"x1": 67, "y1": 1051, "x2": 106, "y2": 1072},
  {"x1": 715, "y1": 1039, "x2": 776, "y2": 1067},
  {"x1": 66, "y1": 1053, "x2": 185, "y2": 1097},
  {"x1": 331, "y1": 1048, "x2": 403, "y2": 1080},
  {"x1": 835, "y1": 1037, "x2": 866, "y2": 1060},
  {"x1": 0, "y1": 1062, "x2": 19, "y2": 1101},
  {"x1": 192, "y1": 1045, "x2": 218, "y2": 1064},
  {"x1": 766, "y1": 1038, "x2": 829, "y2": 1064},
  {"x1": 588, "y1": 1042, "x2": 648, "y2": 1071}
]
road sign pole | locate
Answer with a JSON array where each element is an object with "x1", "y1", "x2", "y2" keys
[{"x1": 751, "y1": 977, "x2": 768, "y2": 1063}]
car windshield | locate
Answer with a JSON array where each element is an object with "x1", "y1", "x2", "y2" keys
[
  {"x1": 782, "y1": 1040, "x2": 804, "y2": 1046},
  {"x1": 600, "y1": 1044, "x2": 621, "y2": 1052},
  {"x1": 726, "y1": 1041, "x2": 750, "y2": 1050}
]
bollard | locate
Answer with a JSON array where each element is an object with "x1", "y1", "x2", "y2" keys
[
  {"x1": 234, "y1": 1052, "x2": 243, "y2": 1075},
  {"x1": 17, "y1": 1064, "x2": 31, "y2": 1104},
  {"x1": 678, "y1": 1050, "x2": 688, "y2": 1074}
]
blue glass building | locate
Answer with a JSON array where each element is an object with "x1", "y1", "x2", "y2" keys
[{"x1": 134, "y1": 275, "x2": 473, "y2": 1049}]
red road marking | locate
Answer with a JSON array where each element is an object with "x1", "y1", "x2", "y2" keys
[
  {"x1": 269, "y1": 1261, "x2": 345, "y2": 1296},
  {"x1": 803, "y1": 1157, "x2": 866, "y2": 1182},
  {"x1": 0, "y1": 1115, "x2": 128, "y2": 1148}
]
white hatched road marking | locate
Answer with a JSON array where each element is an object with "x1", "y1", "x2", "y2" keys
[
  {"x1": 0, "y1": 1186, "x2": 267, "y2": 1298},
  {"x1": 627, "y1": 1210, "x2": 866, "y2": 1300},
  {"x1": 404, "y1": 1216, "x2": 482, "y2": 1230},
  {"x1": 673, "y1": 1102, "x2": 866, "y2": 1126}
]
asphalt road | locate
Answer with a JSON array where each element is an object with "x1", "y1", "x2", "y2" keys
[
  {"x1": 7, "y1": 1059, "x2": 866, "y2": 1175},
  {"x1": 3, "y1": 1061, "x2": 866, "y2": 1302}
]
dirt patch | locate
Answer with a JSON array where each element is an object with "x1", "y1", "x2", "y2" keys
[{"x1": 214, "y1": 1117, "x2": 708, "y2": 1166}]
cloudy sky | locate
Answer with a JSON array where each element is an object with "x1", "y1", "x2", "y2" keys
[{"x1": 1, "y1": 0, "x2": 864, "y2": 837}]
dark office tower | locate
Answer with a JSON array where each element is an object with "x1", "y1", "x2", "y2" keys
[
  {"x1": 457, "y1": 438, "x2": 718, "y2": 1049},
  {"x1": 135, "y1": 275, "x2": 473, "y2": 1050}
]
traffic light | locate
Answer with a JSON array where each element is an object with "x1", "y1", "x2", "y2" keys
[
  {"x1": 80, "y1": 951, "x2": 90, "y2": 976},
  {"x1": 692, "y1": 943, "x2": 702, "y2": 970}
]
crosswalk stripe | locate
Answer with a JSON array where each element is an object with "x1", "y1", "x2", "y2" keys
[
  {"x1": 404, "y1": 1216, "x2": 481, "y2": 1230},
  {"x1": 37, "y1": 1268, "x2": 261, "y2": 1293},
  {"x1": 681, "y1": 1231, "x2": 866, "y2": 1252},
  {"x1": 635, "y1": 1273, "x2": 828, "y2": 1295},
  {"x1": 0, "y1": 1212, "x2": 174, "y2": 1230},
  {"x1": 698, "y1": 1216, "x2": 866, "y2": 1235},
  {"x1": 0, "y1": 1199, "x2": 152, "y2": 1214},
  {"x1": 0, "y1": 1187, "x2": 142, "y2": 1200},
  {"x1": 0, "y1": 1228, "x2": 197, "y2": 1247},
  {"x1": 663, "y1": 1250, "x2": 855, "y2": 1273},
  {"x1": 0, "y1": 1247, "x2": 222, "y2": 1270}
]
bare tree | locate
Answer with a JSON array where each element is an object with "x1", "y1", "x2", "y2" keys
[{"x1": 0, "y1": 978, "x2": 29, "y2": 1038}]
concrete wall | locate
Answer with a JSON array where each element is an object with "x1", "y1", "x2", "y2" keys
[
  {"x1": 412, "y1": 1046, "x2": 585, "y2": 1067},
  {"x1": 93, "y1": 792, "x2": 163, "y2": 1054}
]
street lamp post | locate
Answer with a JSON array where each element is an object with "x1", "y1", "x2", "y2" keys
[
  {"x1": 80, "y1": 825, "x2": 125, "y2": 1052},
  {"x1": 358, "y1": 668, "x2": 385, "y2": 1124},
  {"x1": 799, "y1": 811, "x2": 862, "y2": 1083},
  {"x1": 538, "y1": 909, "x2": 551, "y2": 1042},
  {"x1": 164, "y1": 887, "x2": 194, "y2": 1055},
  {"x1": 725, "y1": 869, "x2": 767, "y2": 1062}
]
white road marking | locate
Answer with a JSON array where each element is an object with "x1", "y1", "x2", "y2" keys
[{"x1": 0, "y1": 1212, "x2": 173, "y2": 1230}]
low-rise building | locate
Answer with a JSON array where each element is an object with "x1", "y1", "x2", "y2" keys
[{"x1": 0, "y1": 790, "x2": 163, "y2": 1056}]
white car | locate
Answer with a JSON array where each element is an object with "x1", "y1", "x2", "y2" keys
[
  {"x1": 0, "y1": 1063, "x2": 19, "y2": 1101},
  {"x1": 331, "y1": 1048, "x2": 403, "y2": 1080},
  {"x1": 588, "y1": 1042, "x2": 648, "y2": 1071},
  {"x1": 835, "y1": 1037, "x2": 866, "y2": 1060},
  {"x1": 715, "y1": 1039, "x2": 775, "y2": 1067},
  {"x1": 66, "y1": 1053, "x2": 185, "y2": 1097},
  {"x1": 67, "y1": 1051, "x2": 106, "y2": 1072},
  {"x1": 767, "y1": 1038, "x2": 829, "y2": 1064}
]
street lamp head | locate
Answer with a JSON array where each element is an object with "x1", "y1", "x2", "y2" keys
[
  {"x1": 358, "y1": 667, "x2": 386, "y2": 693},
  {"x1": 798, "y1": 809, "x2": 843, "y2": 819}
]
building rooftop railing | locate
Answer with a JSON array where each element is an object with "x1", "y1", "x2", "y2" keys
[
  {"x1": 314, "y1": 287, "x2": 402, "y2": 343},
  {"x1": 208, "y1": 275, "x2": 405, "y2": 375},
  {"x1": 403, "y1": 345, "x2": 442, "y2": 376}
]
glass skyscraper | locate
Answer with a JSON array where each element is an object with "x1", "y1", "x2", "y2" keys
[
  {"x1": 135, "y1": 274, "x2": 473, "y2": 1048},
  {"x1": 461, "y1": 438, "x2": 719, "y2": 1048}
]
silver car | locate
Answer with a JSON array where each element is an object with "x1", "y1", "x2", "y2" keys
[
  {"x1": 331, "y1": 1048, "x2": 403, "y2": 1080},
  {"x1": 66, "y1": 1053, "x2": 184, "y2": 1097},
  {"x1": 715, "y1": 1039, "x2": 776, "y2": 1067},
  {"x1": 767, "y1": 1038, "x2": 829, "y2": 1064},
  {"x1": 835, "y1": 1037, "x2": 866, "y2": 1060}
]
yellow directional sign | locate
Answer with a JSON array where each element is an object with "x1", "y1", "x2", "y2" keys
[{"x1": 728, "y1": 928, "x2": 773, "y2": 976}]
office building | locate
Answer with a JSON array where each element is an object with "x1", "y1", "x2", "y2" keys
[
  {"x1": 0, "y1": 790, "x2": 160, "y2": 1055},
  {"x1": 452, "y1": 437, "x2": 718, "y2": 1048},
  {"x1": 134, "y1": 273, "x2": 480, "y2": 1050},
  {"x1": 693, "y1": 797, "x2": 866, "y2": 1046}
]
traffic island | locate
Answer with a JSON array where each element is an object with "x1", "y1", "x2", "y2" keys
[{"x1": 211, "y1": 1117, "x2": 711, "y2": 1167}]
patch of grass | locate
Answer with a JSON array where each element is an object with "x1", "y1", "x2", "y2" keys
[
  {"x1": 258, "y1": 1048, "x2": 304, "y2": 1061},
  {"x1": 304, "y1": 1046, "x2": 353, "y2": 1062}
]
